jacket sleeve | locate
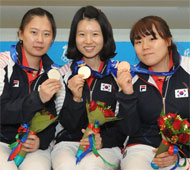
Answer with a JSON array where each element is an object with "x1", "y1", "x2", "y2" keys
[
  {"x1": 100, "y1": 91, "x2": 141, "y2": 148},
  {"x1": 0, "y1": 68, "x2": 44, "y2": 124},
  {"x1": 100, "y1": 121, "x2": 126, "y2": 148},
  {"x1": 59, "y1": 86, "x2": 88, "y2": 132},
  {"x1": 116, "y1": 91, "x2": 141, "y2": 136},
  {"x1": 37, "y1": 122, "x2": 57, "y2": 149}
]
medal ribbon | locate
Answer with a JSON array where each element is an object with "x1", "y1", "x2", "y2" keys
[
  {"x1": 76, "y1": 120, "x2": 118, "y2": 168},
  {"x1": 10, "y1": 45, "x2": 60, "y2": 72},
  {"x1": 72, "y1": 59, "x2": 118, "y2": 78}
]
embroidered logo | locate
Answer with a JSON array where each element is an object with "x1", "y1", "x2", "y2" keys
[
  {"x1": 13, "y1": 80, "x2": 19, "y2": 87},
  {"x1": 175, "y1": 88, "x2": 188, "y2": 98},
  {"x1": 140, "y1": 85, "x2": 147, "y2": 92},
  {"x1": 100, "y1": 83, "x2": 112, "y2": 92}
]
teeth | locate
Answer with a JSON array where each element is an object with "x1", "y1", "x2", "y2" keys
[{"x1": 84, "y1": 47, "x2": 94, "y2": 50}]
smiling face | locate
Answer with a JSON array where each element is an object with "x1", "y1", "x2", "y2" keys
[
  {"x1": 134, "y1": 25, "x2": 171, "y2": 68},
  {"x1": 76, "y1": 18, "x2": 104, "y2": 59},
  {"x1": 19, "y1": 16, "x2": 53, "y2": 59}
]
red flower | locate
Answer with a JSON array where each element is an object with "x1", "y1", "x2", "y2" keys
[
  {"x1": 166, "y1": 113, "x2": 177, "y2": 119},
  {"x1": 89, "y1": 101, "x2": 98, "y2": 112},
  {"x1": 158, "y1": 116, "x2": 165, "y2": 129},
  {"x1": 103, "y1": 109, "x2": 114, "y2": 117},
  {"x1": 173, "y1": 119, "x2": 182, "y2": 130},
  {"x1": 163, "y1": 128, "x2": 172, "y2": 138},
  {"x1": 178, "y1": 133, "x2": 189, "y2": 144},
  {"x1": 182, "y1": 120, "x2": 190, "y2": 127}
]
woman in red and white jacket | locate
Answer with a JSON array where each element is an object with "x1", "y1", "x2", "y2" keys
[
  {"x1": 0, "y1": 8, "x2": 64, "y2": 170},
  {"x1": 117, "y1": 16, "x2": 190, "y2": 170}
]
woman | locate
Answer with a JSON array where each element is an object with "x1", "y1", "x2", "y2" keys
[
  {"x1": 0, "y1": 8, "x2": 64, "y2": 170},
  {"x1": 117, "y1": 16, "x2": 190, "y2": 170},
  {"x1": 51, "y1": 6, "x2": 137, "y2": 170}
]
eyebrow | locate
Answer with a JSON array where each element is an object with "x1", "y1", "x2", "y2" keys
[{"x1": 30, "y1": 27, "x2": 51, "y2": 32}]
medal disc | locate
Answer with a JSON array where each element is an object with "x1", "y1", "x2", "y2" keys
[
  {"x1": 48, "y1": 69, "x2": 61, "y2": 80},
  {"x1": 117, "y1": 61, "x2": 130, "y2": 71},
  {"x1": 78, "y1": 66, "x2": 91, "y2": 79}
]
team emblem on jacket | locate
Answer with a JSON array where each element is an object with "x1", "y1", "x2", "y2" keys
[
  {"x1": 140, "y1": 85, "x2": 147, "y2": 92},
  {"x1": 175, "y1": 88, "x2": 189, "y2": 98},
  {"x1": 13, "y1": 80, "x2": 19, "y2": 87},
  {"x1": 100, "y1": 83, "x2": 112, "y2": 92}
]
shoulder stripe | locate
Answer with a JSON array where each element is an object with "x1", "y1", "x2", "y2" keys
[{"x1": 181, "y1": 56, "x2": 190, "y2": 74}]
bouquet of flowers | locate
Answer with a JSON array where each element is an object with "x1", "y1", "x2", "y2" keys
[
  {"x1": 8, "y1": 109, "x2": 58, "y2": 167},
  {"x1": 151, "y1": 111, "x2": 190, "y2": 169},
  {"x1": 76, "y1": 100, "x2": 121, "y2": 168}
]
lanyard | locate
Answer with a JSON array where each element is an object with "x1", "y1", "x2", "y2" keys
[
  {"x1": 72, "y1": 59, "x2": 117, "y2": 78},
  {"x1": 10, "y1": 45, "x2": 39, "y2": 71},
  {"x1": 10, "y1": 45, "x2": 60, "y2": 72}
]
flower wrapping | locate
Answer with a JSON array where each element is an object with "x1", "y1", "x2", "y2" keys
[
  {"x1": 8, "y1": 109, "x2": 58, "y2": 167},
  {"x1": 76, "y1": 100, "x2": 121, "y2": 167},
  {"x1": 151, "y1": 111, "x2": 190, "y2": 169}
]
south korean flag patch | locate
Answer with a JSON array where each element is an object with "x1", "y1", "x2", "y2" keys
[
  {"x1": 100, "y1": 83, "x2": 112, "y2": 92},
  {"x1": 175, "y1": 88, "x2": 189, "y2": 98}
]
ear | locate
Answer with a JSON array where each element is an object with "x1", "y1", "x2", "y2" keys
[
  {"x1": 18, "y1": 29, "x2": 23, "y2": 41},
  {"x1": 167, "y1": 38, "x2": 172, "y2": 46}
]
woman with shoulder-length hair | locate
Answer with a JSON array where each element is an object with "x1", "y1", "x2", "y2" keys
[{"x1": 51, "y1": 5, "x2": 138, "y2": 170}]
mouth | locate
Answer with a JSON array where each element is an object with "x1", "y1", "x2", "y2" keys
[
  {"x1": 143, "y1": 53, "x2": 153, "y2": 57},
  {"x1": 84, "y1": 46, "x2": 95, "y2": 52},
  {"x1": 34, "y1": 46, "x2": 44, "y2": 50}
]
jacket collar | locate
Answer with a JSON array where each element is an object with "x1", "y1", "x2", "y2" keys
[{"x1": 15, "y1": 42, "x2": 53, "y2": 72}]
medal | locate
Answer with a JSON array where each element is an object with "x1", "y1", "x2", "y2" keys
[
  {"x1": 117, "y1": 61, "x2": 131, "y2": 71},
  {"x1": 78, "y1": 66, "x2": 91, "y2": 79},
  {"x1": 48, "y1": 69, "x2": 61, "y2": 80}
]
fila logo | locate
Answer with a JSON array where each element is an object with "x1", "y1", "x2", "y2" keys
[
  {"x1": 175, "y1": 88, "x2": 189, "y2": 98},
  {"x1": 140, "y1": 85, "x2": 147, "y2": 92},
  {"x1": 13, "y1": 80, "x2": 19, "y2": 87},
  {"x1": 100, "y1": 83, "x2": 112, "y2": 92}
]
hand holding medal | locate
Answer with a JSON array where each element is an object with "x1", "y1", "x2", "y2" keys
[{"x1": 116, "y1": 61, "x2": 134, "y2": 94}]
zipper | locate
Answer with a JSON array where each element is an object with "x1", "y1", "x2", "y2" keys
[
  {"x1": 89, "y1": 64, "x2": 107, "y2": 101},
  {"x1": 162, "y1": 76, "x2": 171, "y2": 113}
]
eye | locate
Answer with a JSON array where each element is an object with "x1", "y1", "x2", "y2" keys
[
  {"x1": 77, "y1": 32, "x2": 85, "y2": 37},
  {"x1": 150, "y1": 37, "x2": 156, "y2": 41},
  {"x1": 93, "y1": 32, "x2": 99, "y2": 36},
  {"x1": 44, "y1": 32, "x2": 50, "y2": 37},
  {"x1": 134, "y1": 40, "x2": 141, "y2": 45},
  {"x1": 31, "y1": 30, "x2": 37, "y2": 35}
]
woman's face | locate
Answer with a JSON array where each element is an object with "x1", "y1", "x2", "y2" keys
[
  {"x1": 19, "y1": 16, "x2": 53, "y2": 59},
  {"x1": 134, "y1": 25, "x2": 171, "y2": 68},
  {"x1": 76, "y1": 18, "x2": 104, "y2": 59}
]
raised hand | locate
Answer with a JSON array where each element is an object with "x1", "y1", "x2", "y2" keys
[
  {"x1": 39, "y1": 79, "x2": 62, "y2": 103},
  {"x1": 68, "y1": 75, "x2": 85, "y2": 102},
  {"x1": 117, "y1": 69, "x2": 134, "y2": 95}
]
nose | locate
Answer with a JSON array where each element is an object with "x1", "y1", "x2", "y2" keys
[
  {"x1": 142, "y1": 40, "x2": 149, "y2": 50},
  {"x1": 37, "y1": 33, "x2": 44, "y2": 43},
  {"x1": 85, "y1": 34, "x2": 92, "y2": 44}
]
